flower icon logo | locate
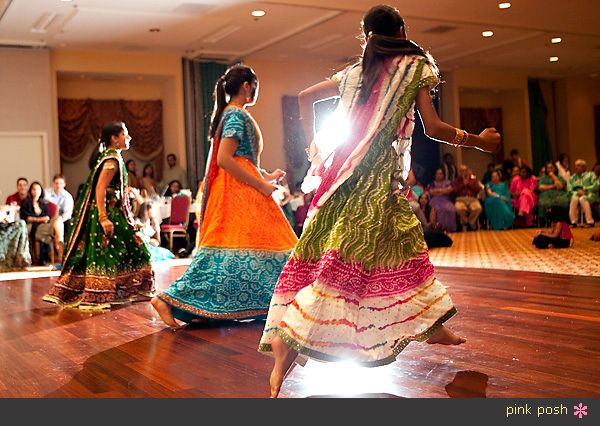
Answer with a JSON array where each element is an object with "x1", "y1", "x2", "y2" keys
[{"x1": 574, "y1": 403, "x2": 588, "y2": 419}]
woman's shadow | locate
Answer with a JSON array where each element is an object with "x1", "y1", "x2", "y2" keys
[{"x1": 445, "y1": 370, "x2": 489, "y2": 398}]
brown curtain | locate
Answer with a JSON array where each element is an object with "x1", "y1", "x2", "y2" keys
[
  {"x1": 58, "y1": 99, "x2": 164, "y2": 174},
  {"x1": 460, "y1": 107, "x2": 503, "y2": 163}
]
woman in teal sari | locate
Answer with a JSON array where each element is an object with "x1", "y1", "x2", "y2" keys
[
  {"x1": 43, "y1": 122, "x2": 154, "y2": 310},
  {"x1": 484, "y1": 170, "x2": 514, "y2": 230}
]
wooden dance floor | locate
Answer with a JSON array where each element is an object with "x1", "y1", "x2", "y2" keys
[{"x1": 0, "y1": 262, "x2": 598, "y2": 398}]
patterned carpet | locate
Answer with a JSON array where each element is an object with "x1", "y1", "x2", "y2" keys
[{"x1": 428, "y1": 227, "x2": 600, "y2": 277}]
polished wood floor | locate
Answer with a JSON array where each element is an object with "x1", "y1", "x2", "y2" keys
[{"x1": 0, "y1": 263, "x2": 598, "y2": 398}]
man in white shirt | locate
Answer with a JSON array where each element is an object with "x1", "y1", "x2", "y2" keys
[
  {"x1": 45, "y1": 174, "x2": 74, "y2": 241},
  {"x1": 159, "y1": 153, "x2": 188, "y2": 194}
]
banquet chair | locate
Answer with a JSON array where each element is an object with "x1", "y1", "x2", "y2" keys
[
  {"x1": 160, "y1": 195, "x2": 191, "y2": 251},
  {"x1": 32, "y1": 201, "x2": 58, "y2": 265}
]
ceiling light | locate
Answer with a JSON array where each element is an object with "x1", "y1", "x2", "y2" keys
[
  {"x1": 149, "y1": 28, "x2": 160, "y2": 33},
  {"x1": 551, "y1": 37, "x2": 562, "y2": 44},
  {"x1": 60, "y1": 0, "x2": 74, "y2": 2},
  {"x1": 549, "y1": 56, "x2": 559, "y2": 62},
  {"x1": 498, "y1": 2, "x2": 511, "y2": 9},
  {"x1": 482, "y1": 31, "x2": 494, "y2": 37},
  {"x1": 251, "y1": 10, "x2": 266, "y2": 17}
]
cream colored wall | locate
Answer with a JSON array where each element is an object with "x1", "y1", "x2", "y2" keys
[
  {"x1": 51, "y1": 50, "x2": 185, "y2": 190},
  {"x1": 0, "y1": 48, "x2": 55, "y2": 198},
  {"x1": 243, "y1": 57, "x2": 340, "y2": 170},
  {"x1": 439, "y1": 67, "x2": 531, "y2": 179},
  {"x1": 555, "y1": 75, "x2": 600, "y2": 166}
]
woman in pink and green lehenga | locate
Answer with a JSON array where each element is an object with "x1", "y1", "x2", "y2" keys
[{"x1": 258, "y1": 4, "x2": 501, "y2": 397}]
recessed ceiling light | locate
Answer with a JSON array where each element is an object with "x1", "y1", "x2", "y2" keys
[
  {"x1": 251, "y1": 10, "x2": 266, "y2": 17},
  {"x1": 149, "y1": 28, "x2": 160, "y2": 33},
  {"x1": 60, "y1": 0, "x2": 74, "y2": 2},
  {"x1": 549, "y1": 56, "x2": 559, "y2": 62},
  {"x1": 498, "y1": 2, "x2": 511, "y2": 9},
  {"x1": 551, "y1": 37, "x2": 562, "y2": 44},
  {"x1": 482, "y1": 31, "x2": 494, "y2": 37}
]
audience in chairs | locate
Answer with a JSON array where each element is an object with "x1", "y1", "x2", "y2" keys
[
  {"x1": 19, "y1": 181, "x2": 61, "y2": 264},
  {"x1": 569, "y1": 159, "x2": 598, "y2": 227},
  {"x1": 453, "y1": 165, "x2": 483, "y2": 231},
  {"x1": 484, "y1": 170, "x2": 514, "y2": 230},
  {"x1": 537, "y1": 161, "x2": 569, "y2": 225},
  {"x1": 427, "y1": 167, "x2": 456, "y2": 232},
  {"x1": 5, "y1": 177, "x2": 29, "y2": 206},
  {"x1": 140, "y1": 163, "x2": 158, "y2": 198},
  {"x1": 510, "y1": 166, "x2": 537, "y2": 228},
  {"x1": 44, "y1": 174, "x2": 73, "y2": 259}
]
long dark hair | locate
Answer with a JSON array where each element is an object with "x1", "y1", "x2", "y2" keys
[
  {"x1": 208, "y1": 64, "x2": 257, "y2": 139},
  {"x1": 88, "y1": 121, "x2": 125, "y2": 169},
  {"x1": 358, "y1": 5, "x2": 430, "y2": 103},
  {"x1": 28, "y1": 181, "x2": 45, "y2": 201}
]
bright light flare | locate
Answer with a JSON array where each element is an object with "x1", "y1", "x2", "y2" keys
[{"x1": 313, "y1": 107, "x2": 349, "y2": 159}]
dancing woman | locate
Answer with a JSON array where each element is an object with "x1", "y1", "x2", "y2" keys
[
  {"x1": 151, "y1": 64, "x2": 297, "y2": 326},
  {"x1": 43, "y1": 122, "x2": 154, "y2": 309},
  {"x1": 258, "y1": 5, "x2": 500, "y2": 397}
]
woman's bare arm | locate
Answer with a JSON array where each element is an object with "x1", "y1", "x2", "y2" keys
[
  {"x1": 298, "y1": 79, "x2": 340, "y2": 141},
  {"x1": 217, "y1": 138, "x2": 275, "y2": 196},
  {"x1": 415, "y1": 87, "x2": 500, "y2": 152}
]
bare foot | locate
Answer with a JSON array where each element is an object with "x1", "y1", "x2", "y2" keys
[
  {"x1": 426, "y1": 326, "x2": 466, "y2": 345},
  {"x1": 269, "y1": 336, "x2": 298, "y2": 398},
  {"x1": 151, "y1": 297, "x2": 183, "y2": 328}
]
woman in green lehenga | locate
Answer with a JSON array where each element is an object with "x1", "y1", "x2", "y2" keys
[{"x1": 43, "y1": 122, "x2": 154, "y2": 310}]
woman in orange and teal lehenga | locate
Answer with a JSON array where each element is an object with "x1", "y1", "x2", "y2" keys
[
  {"x1": 260, "y1": 5, "x2": 501, "y2": 397},
  {"x1": 151, "y1": 65, "x2": 297, "y2": 327},
  {"x1": 43, "y1": 122, "x2": 154, "y2": 310}
]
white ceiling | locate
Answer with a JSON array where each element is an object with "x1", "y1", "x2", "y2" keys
[{"x1": 1, "y1": 0, "x2": 599, "y2": 78}]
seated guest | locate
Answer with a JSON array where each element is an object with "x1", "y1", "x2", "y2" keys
[
  {"x1": 44, "y1": 174, "x2": 73, "y2": 258},
  {"x1": 418, "y1": 192, "x2": 439, "y2": 230},
  {"x1": 569, "y1": 159, "x2": 598, "y2": 227},
  {"x1": 427, "y1": 168, "x2": 456, "y2": 232},
  {"x1": 555, "y1": 153, "x2": 571, "y2": 190},
  {"x1": 532, "y1": 206, "x2": 573, "y2": 249},
  {"x1": 537, "y1": 161, "x2": 569, "y2": 224},
  {"x1": 0, "y1": 209, "x2": 31, "y2": 272},
  {"x1": 5, "y1": 177, "x2": 29, "y2": 206},
  {"x1": 163, "y1": 180, "x2": 183, "y2": 198},
  {"x1": 481, "y1": 163, "x2": 495, "y2": 185},
  {"x1": 453, "y1": 165, "x2": 483, "y2": 231},
  {"x1": 441, "y1": 153, "x2": 458, "y2": 182},
  {"x1": 484, "y1": 170, "x2": 514, "y2": 230},
  {"x1": 592, "y1": 161, "x2": 600, "y2": 222},
  {"x1": 126, "y1": 160, "x2": 141, "y2": 189},
  {"x1": 159, "y1": 153, "x2": 188, "y2": 193},
  {"x1": 502, "y1": 149, "x2": 528, "y2": 179},
  {"x1": 140, "y1": 163, "x2": 158, "y2": 198},
  {"x1": 510, "y1": 166, "x2": 537, "y2": 227},
  {"x1": 19, "y1": 182, "x2": 56, "y2": 264},
  {"x1": 136, "y1": 201, "x2": 175, "y2": 262},
  {"x1": 418, "y1": 193, "x2": 453, "y2": 249},
  {"x1": 406, "y1": 170, "x2": 428, "y2": 229}
]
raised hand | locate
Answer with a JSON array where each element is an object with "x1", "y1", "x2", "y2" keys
[{"x1": 479, "y1": 127, "x2": 501, "y2": 152}]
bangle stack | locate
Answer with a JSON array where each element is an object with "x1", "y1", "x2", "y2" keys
[
  {"x1": 98, "y1": 212, "x2": 109, "y2": 223},
  {"x1": 452, "y1": 128, "x2": 469, "y2": 147}
]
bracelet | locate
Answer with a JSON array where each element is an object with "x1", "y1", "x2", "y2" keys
[
  {"x1": 98, "y1": 212, "x2": 109, "y2": 222},
  {"x1": 452, "y1": 128, "x2": 469, "y2": 147}
]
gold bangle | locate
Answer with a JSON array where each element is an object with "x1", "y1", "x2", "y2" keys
[
  {"x1": 98, "y1": 212, "x2": 108, "y2": 222},
  {"x1": 452, "y1": 128, "x2": 468, "y2": 147}
]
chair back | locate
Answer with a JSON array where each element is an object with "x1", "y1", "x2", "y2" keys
[
  {"x1": 169, "y1": 195, "x2": 190, "y2": 225},
  {"x1": 46, "y1": 201, "x2": 58, "y2": 218}
]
